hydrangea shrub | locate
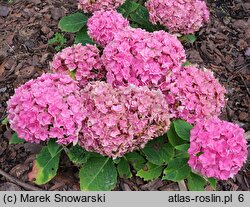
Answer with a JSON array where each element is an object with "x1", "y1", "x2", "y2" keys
[{"x1": 5, "y1": 0, "x2": 248, "y2": 191}]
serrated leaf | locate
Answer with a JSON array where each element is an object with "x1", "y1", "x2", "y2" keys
[
  {"x1": 173, "y1": 119, "x2": 193, "y2": 141},
  {"x1": 79, "y1": 157, "x2": 117, "y2": 191},
  {"x1": 67, "y1": 144, "x2": 90, "y2": 165},
  {"x1": 208, "y1": 178, "x2": 217, "y2": 190},
  {"x1": 188, "y1": 172, "x2": 206, "y2": 191},
  {"x1": 175, "y1": 144, "x2": 190, "y2": 152},
  {"x1": 182, "y1": 34, "x2": 197, "y2": 44},
  {"x1": 163, "y1": 158, "x2": 191, "y2": 182},
  {"x1": 142, "y1": 136, "x2": 174, "y2": 165},
  {"x1": 9, "y1": 133, "x2": 25, "y2": 144},
  {"x1": 48, "y1": 139, "x2": 60, "y2": 156},
  {"x1": 59, "y1": 12, "x2": 88, "y2": 33},
  {"x1": 125, "y1": 151, "x2": 146, "y2": 171},
  {"x1": 32, "y1": 145, "x2": 62, "y2": 185},
  {"x1": 117, "y1": 0, "x2": 140, "y2": 17},
  {"x1": 175, "y1": 150, "x2": 189, "y2": 158},
  {"x1": 75, "y1": 26, "x2": 95, "y2": 45},
  {"x1": 136, "y1": 162, "x2": 163, "y2": 181},
  {"x1": 167, "y1": 122, "x2": 186, "y2": 146},
  {"x1": 1, "y1": 117, "x2": 8, "y2": 125},
  {"x1": 117, "y1": 158, "x2": 132, "y2": 179}
]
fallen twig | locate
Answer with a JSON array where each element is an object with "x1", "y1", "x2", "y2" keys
[{"x1": 0, "y1": 168, "x2": 43, "y2": 191}]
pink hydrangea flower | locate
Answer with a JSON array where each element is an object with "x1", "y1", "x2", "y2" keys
[
  {"x1": 160, "y1": 66, "x2": 226, "y2": 124},
  {"x1": 87, "y1": 10, "x2": 130, "y2": 46},
  {"x1": 102, "y1": 28, "x2": 186, "y2": 88},
  {"x1": 50, "y1": 44, "x2": 105, "y2": 87},
  {"x1": 78, "y1": 81, "x2": 170, "y2": 158},
  {"x1": 78, "y1": 0, "x2": 125, "y2": 13},
  {"x1": 146, "y1": 0, "x2": 210, "y2": 34},
  {"x1": 7, "y1": 73, "x2": 85, "y2": 145},
  {"x1": 188, "y1": 118, "x2": 248, "y2": 180}
]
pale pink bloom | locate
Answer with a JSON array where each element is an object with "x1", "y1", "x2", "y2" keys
[
  {"x1": 7, "y1": 73, "x2": 85, "y2": 144},
  {"x1": 78, "y1": 0, "x2": 125, "y2": 13},
  {"x1": 50, "y1": 44, "x2": 105, "y2": 87},
  {"x1": 87, "y1": 10, "x2": 129, "y2": 46},
  {"x1": 146, "y1": 0, "x2": 210, "y2": 34},
  {"x1": 188, "y1": 118, "x2": 248, "y2": 180},
  {"x1": 78, "y1": 82, "x2": 170, "y2": 158}
]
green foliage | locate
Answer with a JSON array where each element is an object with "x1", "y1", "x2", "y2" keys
[
  {"x1": 1, "y1": 117, "x2": 8, "y2": 126},
  {"x1": 136, "y1": 162, "x2": 163, "y2": 181},
  {"x1": 9, "y1": 133, "x2": 25, "y2": 144},
  {"x1": 180, "y1": 34, "x2": 197, "y2": 44},
  {"x1": 187, "y1": 172, "x2": 206, "y2": 191},
  {"x1": 142, "y1": 136, "x2": 174, "y2": 165},
  {"x1": 163, "y1": 158, "x2": 191, "y2": 182},
  {"x1": 67, "y1": 144, "x2": 91, "y2": 165},
  {"x1": 173, "y1": 119, "x2": 193, "y2": 141},
  {"x1": 118, "y1": 0, "x2": 158, "y2": 32},
  {"x1": 75, "y1": 26, "x2": 95, "y2": 46},
  {"x1": 182, "y1": 60, "x2": 192, "y2": 67},
  {"x1": 48, "y1": 32, "x2": 67, "y2": 51},
  {"x1": 59, "y1": 12, "x2": 88, "y2": 33},
  {"x1": 79, "y1": 157, "x2": 117, "y2": 191},
  {"x1": 175, "y1": 144, "x2": 190, "y2": 152},
  {"x1": 208, "y1": 178, "x2": 217, "y2": 190},
  {"x1": 125, "y1": 151, "x2": 146, "y2": 171},
  {"x1": 167, "y1": 122, "x2": 187, "y2": 147},
  {"x1": 33, "y1": 140, "x2": 62, "y2": 185},
  {"x1": 117, "y1": 158, "x2": 132, "y2": 179}
]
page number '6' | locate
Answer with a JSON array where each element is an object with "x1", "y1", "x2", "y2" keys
[{"x1": 238, "y1": 194, "x2": 244, "y2": 202}]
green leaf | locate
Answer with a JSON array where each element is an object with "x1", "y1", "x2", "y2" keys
[
  {"x1": 1, "y1": 117, "x2": 8, "y2": 125},
  {"x1": 142, "y1": 136, "x2": 174, "y2": 165},
  {"x1": 75, "y1": 26, "x2": 95, "y2": 45},
  {"x1": 33, "y1": 145, "x2": 62, "y2": 185},
  {"x1": 113, "y1": 158, "x2": 121, "y2": 164},
  {"x1": 187, "y1": 172, "x2": 206, "y2": 191},
  {"x1": 125, "y1": 151, "x2": 146, "y2": 171},
  {"x1": 175, "y1": 144, "x2": 190, "y2": 152},
  {"x1": 181, "y1": 34, "x2": 197, "y2": 44},
  {"x1": 117, "y1": 0, "x2": 140, "y2": 18},
  {"x1": 9, "y1": 133, "x2": 25, "y2": 144},
  {"x1": 59, "y1": 12, "x2": 88, "y2": 33},
  {"x1": 136, "y1": 162, "x2": 163, "y2": 181},
  {"x1": 173, "y1": 119, "x2": 193, "y2": 141},
  {"x1": 117, "y1": 158, "x2": 132, "y2": 179},
  {"x1": 67, "y1": 144, "x2": 91, "y2": 165},
  {"x1": 163, "y1": 158, "x2": 191, "y2": 182},
  {"x1": 175, "y1": 150, "x2": 189, "y2": 158},
  {"x1": 48, "y1": 139, "x2": 60, "y2": 156},
  {"x1": 182, "y1": 60, "x2": 192, "y2": 67},
  {"x1": 208, "y1": 178, "x2": 217, "y2": 190},
  {"x1": 167, "y1": 122, "x2": 186, "y2": 146},
  {"x1": 79, "y1": 157, "x2": 117, "y2": 191}
]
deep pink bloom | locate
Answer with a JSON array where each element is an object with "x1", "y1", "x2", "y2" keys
[
  {"x1": 50, "y1": 44, "x2": 105, "y2": 87},
  {"x1": 188, "y1": 118, "x2": 248, "y2": 180},
  {"x1": 7, "y1": 73, "x2": 85, "y2": 144},
  {"x1": 78, "y1": 0, "x2": 125, "y2": 13},
  {"x1": 78, "y1": 81, "x2": 170, "y2": 158},
  {"x1": 87, "y1": 10, "x2": 129, "y2": 46},
  {"x1": 102, "y1": 28, "x2": 186, "y2": 88},
  {"x1": 146, "y1": 0, "x2": 210, "y2": 34},
  {"x1": 159, "y1": 66, "x2": 226, "y2": 124}
]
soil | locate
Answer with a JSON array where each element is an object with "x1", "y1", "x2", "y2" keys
[{"x1": 0, "y1": 0, "x2": 249, "y2": 191}]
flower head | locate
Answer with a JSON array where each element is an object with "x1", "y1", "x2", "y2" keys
[
  {"x1": 51, "y1": 44, "x2": 105, "y2": 87},
  {"x1": 7, "y1": 73, "x2": 84, "y2": 144},
  {"x1": 102, "y1": 28, "x2": 186, "y2": 87},
  {"x1": 146, "y1": 0, "x2": 210, "y2": 34},
  {"x1": 160, "y1": 66, "x2": 226, "y2": 124},
  {"x1": 188, "y1": 118, "x2": 248, "y2": 180},
  {"x1": 78, "y1": 0, "x2": 125, "y2": 13},
  {"x1": 78, "y1": 81, "x2": 170, "y2": 158},
  {"x1": 87, "y1": 9, "x2": 129, "y2": 46}
]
